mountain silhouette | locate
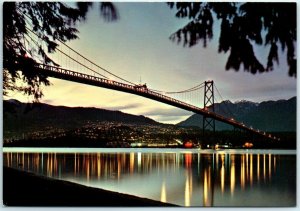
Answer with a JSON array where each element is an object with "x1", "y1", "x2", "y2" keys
[
  {"x1": 3, "y1": 100, "x2": 160, "y2": 139},
  {"x1": 178, "y1": 97, "x2": 296, "y2": 132}
]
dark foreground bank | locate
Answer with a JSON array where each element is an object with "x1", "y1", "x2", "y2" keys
[{"x1": 3, "y1": 167, "x2": 176, "y2": 207}]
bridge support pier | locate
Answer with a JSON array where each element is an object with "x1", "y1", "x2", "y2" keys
[{"x1": 202, "y1": 81, "x2": 215, "y2": 145}]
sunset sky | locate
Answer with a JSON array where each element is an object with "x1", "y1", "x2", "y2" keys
[{"x1": 4, "y1": 2, "x2": 297, "y2": 124}]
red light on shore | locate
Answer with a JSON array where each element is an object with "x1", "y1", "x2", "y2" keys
[
  {"x1": 243, "y1": 142, "x2": 253, "y2": 148},
  {"x1": 184, "y1": 141, "x2": 193, "y2": 148}
]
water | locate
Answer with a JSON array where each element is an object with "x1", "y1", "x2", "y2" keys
[{"x1": 3, "y1": 148, "x2": 296, "y2": 207}]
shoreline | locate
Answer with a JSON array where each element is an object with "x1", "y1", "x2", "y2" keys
[
  {"x1": 3, "y1": 166, "x2": 177, "y2": 207},
  {"x1": 3, "y1": 147, "x2": 297, "y2": 155}
]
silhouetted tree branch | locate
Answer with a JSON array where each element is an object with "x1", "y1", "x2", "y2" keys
[
  {"x1": 3, "y1": 2, "x2": 118, "y2": 101},
  {"x1": 168, "y1": 2, "x2": 296, "y2": 77}
]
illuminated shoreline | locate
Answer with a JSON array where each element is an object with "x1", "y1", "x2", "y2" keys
[{"x1": 3, "y1": 147, "x2": 297, "y2": 155}]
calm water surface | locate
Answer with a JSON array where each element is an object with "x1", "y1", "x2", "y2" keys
[{"x1": 3, "y1": 148, "x2": 296, "y2": 207}]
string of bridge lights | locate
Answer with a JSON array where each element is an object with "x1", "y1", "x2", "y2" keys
[{"x1": 19, "y1": 7, "x2": 238, "y2": 121}]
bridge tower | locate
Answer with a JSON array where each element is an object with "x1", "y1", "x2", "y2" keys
[{"x1": 202, "y1": 80, "x2": 215, "y2": 142}]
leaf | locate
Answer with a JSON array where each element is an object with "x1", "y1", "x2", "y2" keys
[
  {"x1": 99, "y1": 2, "x2": 118, "y2": 22},
  {"x1": 3, "y1": 2, "x2": 119, "y2": 100},
  {"x1": 267, "y1": 42, "x2": 278, "y2": 71},
  {"x1": 169, "y1": 2, "x2": 296, "y2": 77}
]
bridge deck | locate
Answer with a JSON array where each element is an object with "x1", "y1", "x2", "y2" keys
[{"x1": 35, "y1": 64, "x2": 275, "y2": 140}]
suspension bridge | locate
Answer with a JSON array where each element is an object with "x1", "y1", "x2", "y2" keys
[
  {"x1": 33, "y1": 63, "x2": 276, "y2": 140},
  {"x1": 17, "y1": 14, "x2": 279, "y2": 141}
]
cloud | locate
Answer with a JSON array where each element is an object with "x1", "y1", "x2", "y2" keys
[
  {"x1": 42, "y1": 99, "x2": 55, "y2": 105},
  {"x1": 143, "y1": 107, "x2": 193, "y2": 117},
  {"x1": 252, "y1": 82, "x2": 296, "y2": 94},
  {"x1": 141, "y1": 107, "x2": 193, "y2": 124},
  {"x1": 152, "y1": 115, "x2": 191, "y2": 123},
  {"x1": 101, "y1": 103, "x2": 143, "y2": 111}
]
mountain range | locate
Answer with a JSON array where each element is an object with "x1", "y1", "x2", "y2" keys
[
  {"x1": 3, "y1": 96, "x2": 296, "y2": 139},
  {"x1": 178, "y1": 96, "x2": 296, "y2": 132},
  {"x1": 3, "y1": 99, "x2": 159, "y2": 139}
]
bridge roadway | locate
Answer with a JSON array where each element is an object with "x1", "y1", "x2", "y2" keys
[{"x1": 35, "y1": 63, "x2": 276, "y2": 140}]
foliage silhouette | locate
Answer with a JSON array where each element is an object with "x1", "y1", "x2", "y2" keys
[
  {"x1": 3, "y1": 2, "x2": 118, "y2": 101},
  {"x1": 168, "y1": 2, "x2": 296, "y2": 77}
]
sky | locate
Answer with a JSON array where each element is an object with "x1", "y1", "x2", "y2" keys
[{"x1": 4, "y1": 2, "x2": 297, "y2": 124}]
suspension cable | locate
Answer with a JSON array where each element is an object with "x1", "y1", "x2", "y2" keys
[
  {"x1": 56, "y1": 39, "x2": 137, "y2": 85},
  {"x1": 214, "y1": 83, "x2": 235, "y2": 118},
  {"x1": 150, "y1": 82, "x2": 205, "y2": 94},
  {"x1": 18, "y1": 8, "x2": 137, "y2": 85},
  {"x1": 18, "y1": 7, "x2": 208, "y2": 95},
  {"x1": 25, "y1": 27, "x2": 109, "y2": 79}
]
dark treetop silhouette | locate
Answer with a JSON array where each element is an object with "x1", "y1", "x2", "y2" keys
[
  {"x1": 3, "y1": 2, "x2": 296, "y2": 103},
  {"x1": 168, "y1": 2, "x2": 296, "y2": 77},
  {"x1": 3, "y1": 2, "x2": 117, "y2": 100}
]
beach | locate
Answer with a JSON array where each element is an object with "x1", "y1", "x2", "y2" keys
[{"x1": 3, "y1": 166, "x2": 176, "y2": 207}]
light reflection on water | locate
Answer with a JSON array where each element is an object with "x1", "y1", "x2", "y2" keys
[{"x1": 3, "y1": 149, "x2": 296, "y2": 207}]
